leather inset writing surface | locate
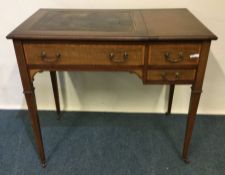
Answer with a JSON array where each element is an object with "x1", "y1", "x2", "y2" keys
[
  {"x1": 31, "y1": 11, "x2": 134, "y2": 32},
  {"x1": 6, "y1": 9, "x2": 217, "y2": 40}
]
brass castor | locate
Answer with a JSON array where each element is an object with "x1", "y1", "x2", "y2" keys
[
  {"x1": 182, "y1": 158, "x2": 190, "y2": 164},
  {"x1": 57, "y1": 113, "x2": 62, "y2": 120},
  {"x1": 165, "y1": 112, "x2": 170, "y2": 116},
  {"x1": 41, "y1": 161, "x2": 47, "y2": 168}
]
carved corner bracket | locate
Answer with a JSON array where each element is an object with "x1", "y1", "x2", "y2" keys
[
  {"x1": 29, "y1": 69, "x2": 43, "y2": 81},
  {"x1": 129, "y1": 70, "x2": 143, "y2": 79}
]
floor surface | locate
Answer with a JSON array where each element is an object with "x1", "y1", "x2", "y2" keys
[{"x1": 0, "y1": 110, "x2": 224, "y2": 175}]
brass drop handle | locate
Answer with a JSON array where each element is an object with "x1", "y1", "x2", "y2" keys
[
  {"x1": 109, "y1": 52, "x2": 115, "y2": 59},
  {"x1": 175, "y1": 72, "x2": 180, "y2": 79},
  {"x1": 40, "y1": 51, "x2": 47, "y2": 59},
  {"x1": 124, "y1": 52, "x2": 129, "y2": 59},
  {"x1": 165, "y1": 52, "x2": 184, "y2": 63},
  {"x1": 40, "y1": 51, "x2": 61, "y2": 63},
  {"x1": 161, "y1": 72, "x2": 181, "y2": 81},
  {"x1": 109, "y1": 52, "x2": 128, "y2": 63}
]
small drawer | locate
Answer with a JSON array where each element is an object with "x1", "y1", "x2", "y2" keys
[
  {"x1": 23, "y1": 43, "x2": 145, "y2": 66},
  {"x1": 147, "y1": 69, "x2": 196, "y2": 82},
  {"x1": 149, "y1": 43, "x2": 201, "y2": 66}
]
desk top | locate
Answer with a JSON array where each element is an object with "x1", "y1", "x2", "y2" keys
[{"x1": 7, "y1": 9, "x2": 217, "y2": 41}]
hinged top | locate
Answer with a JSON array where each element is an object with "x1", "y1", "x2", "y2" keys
[{"x1": 7, "y1": 8, "x2": 217, "y2": 41}]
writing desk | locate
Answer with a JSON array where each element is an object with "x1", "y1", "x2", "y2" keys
[{"x1": 7, "y1": 9, "x2": 217, "y2": 167}]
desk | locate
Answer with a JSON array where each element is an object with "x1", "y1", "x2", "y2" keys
[{"x1": 7, "y1": 9, "x2": 217, "y2": 167}]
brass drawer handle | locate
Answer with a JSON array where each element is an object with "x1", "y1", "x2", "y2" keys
[
  {"x1": 109, "y1": 52, "x2": 128, "y2": 63},
  {"x1": 165, "y1": 52, "x2": 184, "y2": 63},
  {"x1": 40, "y1": 51, "x2": 61, "y2": 63},
  {"x1": 161, "y1": 72, "x2": 180, "y2": 81}
]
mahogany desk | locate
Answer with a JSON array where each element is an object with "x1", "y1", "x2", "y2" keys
[{"x1": 7, "y1": 9, "x2": 217, "y2": 167}]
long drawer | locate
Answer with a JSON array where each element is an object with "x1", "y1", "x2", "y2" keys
[{"x1": 23, "y1": 43, "x2": 145, "y2": 66}]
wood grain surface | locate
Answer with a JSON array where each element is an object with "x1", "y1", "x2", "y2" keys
[
  {"x1": 6, "y1": 9, "x2": 217, "y2": 41},
  {"x1": 147, "y1": 69, "x2": 196, "y2": 82},
  {"x1": 23, "y1": 42, "x2": 145, "y2": 66},
  {"x1": 149, "y1": 42, "x2": 201, "y2": 66}
]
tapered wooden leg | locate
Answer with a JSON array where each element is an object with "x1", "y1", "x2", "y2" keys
[
  {"x1": 166, "y1": 84, "x2": 175, "y2": 115},
  {"x1": 50, "y1": 71, "x2": 61, "y2": 116},
  {"x1": 13, "y1": 40, "x2": 46, "y2": 167},
  {"x1": 182, "y1": 41, "x2": 211, "y2": 163},
  {"x1": 24, "y1": 90, "x2": 47, "y2": 167},
  {"x1": 182, "y1": 89, "x2": 201, "y2": 163}
]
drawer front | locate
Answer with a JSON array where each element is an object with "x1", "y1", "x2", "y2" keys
[
  {"x1": 147, "y1": 69, "x2": 196, "y2": 82},
  {"x1": 23, "y1": 43, "x2": 145, "y2": 66},
  {"x1": 149, "y1": 43, "x2": 201, "y2": 66}
]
